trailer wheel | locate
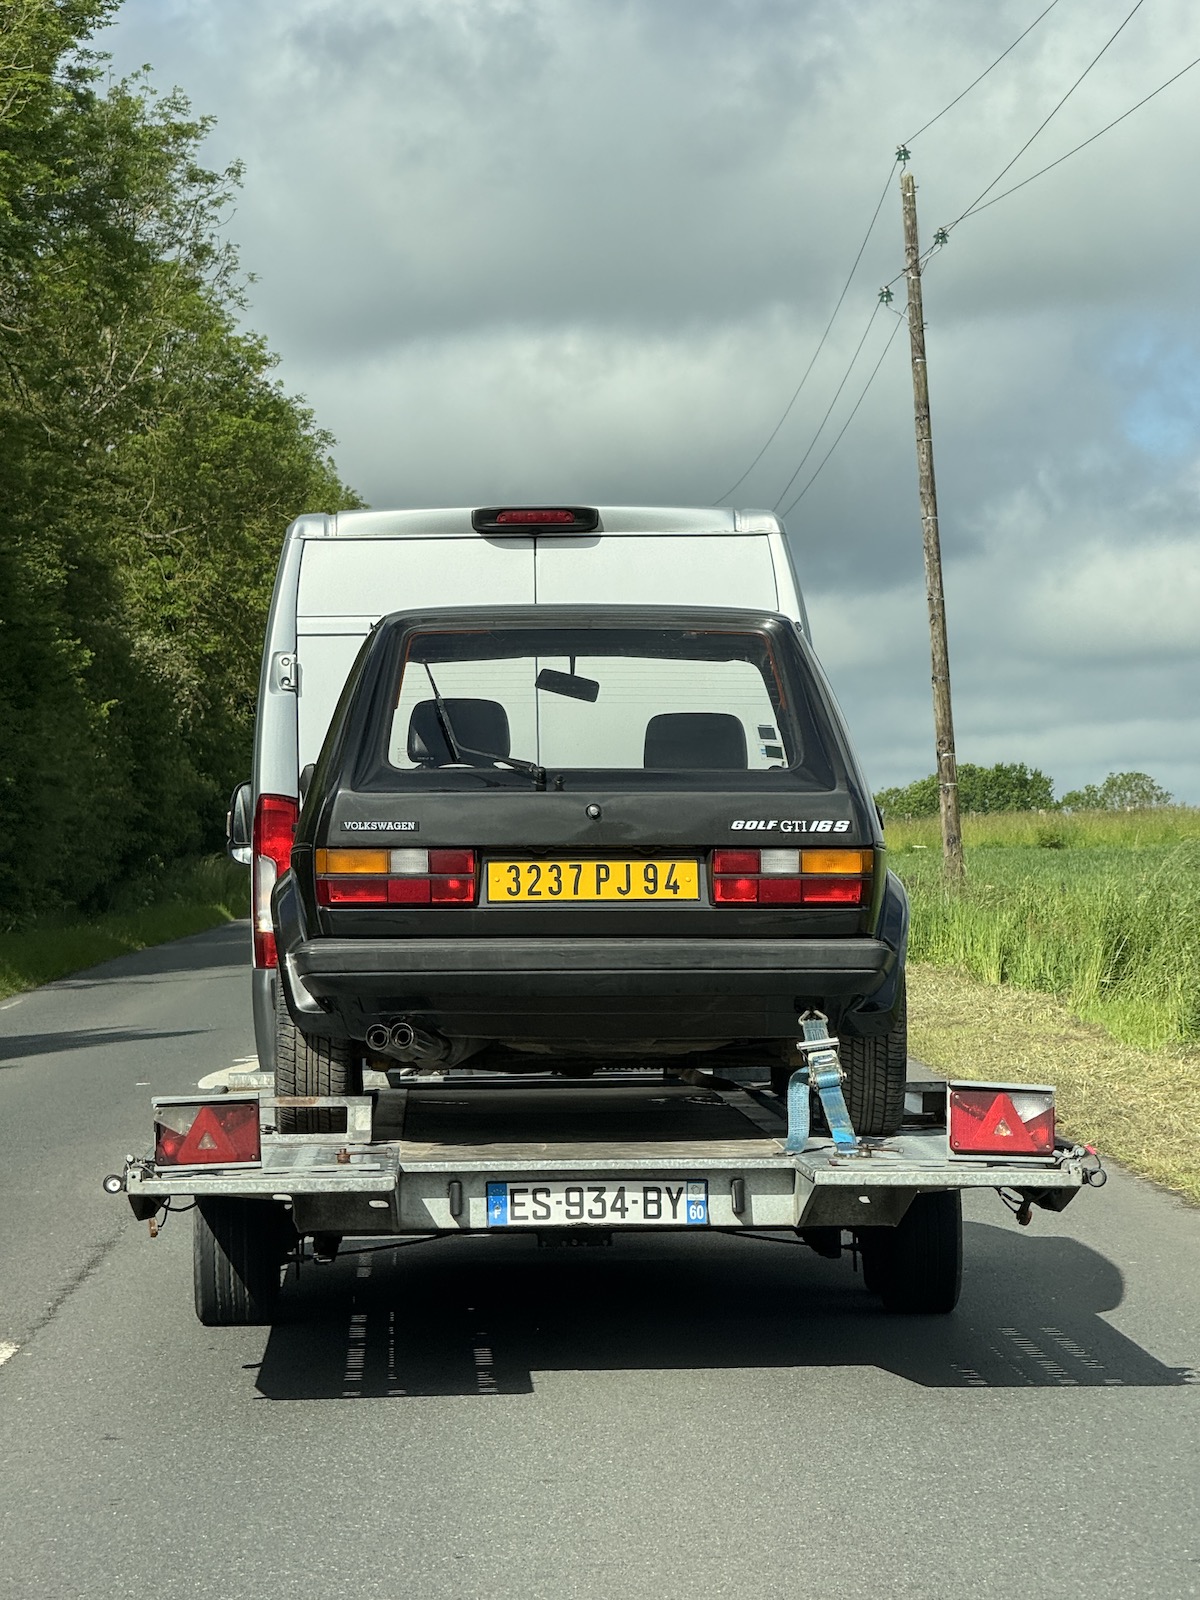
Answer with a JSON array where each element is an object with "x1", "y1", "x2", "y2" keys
[
  {"x1": 860, "y1": 1190, "x2": 962, "y2": 1314},
  {"x1": 275, "y1": 983, "x2": 362, "y2": 1133},
  {"x1": 193, "y1": 1198, "x2": 292, "y2": 1326},
  {"x1": 840, "y1": 982, "x2": 908, "y2": 1137}
]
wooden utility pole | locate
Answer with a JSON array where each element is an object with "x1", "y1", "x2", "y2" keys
[{"x1": 900, "y1": 166, "x2": 965, "y2": 885}]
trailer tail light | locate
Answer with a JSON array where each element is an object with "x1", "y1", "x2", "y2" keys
[
  {"x1": 253, "y1": 794, "x2": 299, "y2": 968},
  {"x1": 711, "y1": 848, "x2": 871, "y2": 906},
  {"x1": 154, "y1": 1100, "x2": 261, "y2": 1167},
  {"x1": 315, "y1": 848, "x2": 477, "y2": 907},
  {"x1": 948, "y1": 1082, "x2": 1056, "y2": 1159}
]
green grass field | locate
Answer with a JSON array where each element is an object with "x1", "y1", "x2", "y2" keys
[
  {"x1": 887, "y1": 808, "x2": 1200, "y2": 1048},
  {"x1": 0, "y1": 856, "x2": 250, "y2": 999}
]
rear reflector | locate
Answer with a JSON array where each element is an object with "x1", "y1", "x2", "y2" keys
[
  {"x1": 948, "y1": 1082, "x2": 1056, "y2": 1158},
  {"x1": 317, "y1": 877, "x2": 391, "y2": 905},
  {"x1": 472, "y1": 506, "x2": 600, "y2": 533},
  {"x1": 155, "y1": 1100, "x2": 261, "y2": 1166}
]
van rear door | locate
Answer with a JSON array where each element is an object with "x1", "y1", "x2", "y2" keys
[
  {"x1": 533, "y1": 533, "x2": 779, "y2": 610},
  {"x1": 294, "y1": 535, "x2": 536, "y2": 765}
]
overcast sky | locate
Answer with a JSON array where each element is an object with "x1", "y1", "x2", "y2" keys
[{"x1": 102, "y1": 0, "x2": 1200, "y2": 801}]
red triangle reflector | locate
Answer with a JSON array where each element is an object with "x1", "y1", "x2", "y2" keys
[
  {"x1": 950, "y1": 1089, "x2": 1041, "y2": 1155},
  {"x1": 173, "y1": 1104, "x2": 259, "y2": 1165}
]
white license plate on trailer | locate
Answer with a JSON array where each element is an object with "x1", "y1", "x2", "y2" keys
[{"x1": 486, "y1": 1180, "x2": 708, "y2": 1228}]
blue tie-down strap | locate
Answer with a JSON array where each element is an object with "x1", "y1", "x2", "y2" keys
[{"x1": 784, "y1": 1013, "x2": 861, "y2": 1155}]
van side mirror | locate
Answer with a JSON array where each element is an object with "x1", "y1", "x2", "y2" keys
[
  {"x1": 227, "y1": 781, "x2": 252, "y2": 865},
  {"x1": 299, "y1": 763, "x2": 316, "y2": 804}
]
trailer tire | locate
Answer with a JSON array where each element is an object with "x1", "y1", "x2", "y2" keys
[
  {"x1": 275, "y1": 983, "x2": 362, "y2": 1134},
  {"x1": 862, "y1": 1190, "x2": 962, "y2": 1314},
  {"x1": 193, "y1": 1198, "x2": 291, "y2": 1326},
  {"x1": 840, "y1": 983, "x2": 908, "y2": 1137}
]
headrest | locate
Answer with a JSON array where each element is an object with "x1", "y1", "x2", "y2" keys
[
  {"x1": 643, "y1": 712, "x2": 748, "y2": 770},
  {"x1": 408, "y1": 698, "x2": 511, "y2": 765}
]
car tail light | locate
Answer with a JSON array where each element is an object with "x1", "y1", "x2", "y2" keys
[
  {"x1": 154, "y1": 1100, "x2": 261, "y2": 1166},
  {"x1": 948, "y1": 1082, "x2": 1056, "y2": 1158},
  {"x1": 711, "y1": 848, "x2": 871, "y2": 906},
  {"x1": 253, "y1": 794, "x2": 299, "y2": 967},
  {"x1": 315, "y1": 848, "x2": 477, "y2": 907}
]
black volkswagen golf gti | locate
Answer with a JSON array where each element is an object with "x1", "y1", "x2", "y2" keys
[{"x1": 273, "y1": 605, "x2": 910, "y2": 1134}]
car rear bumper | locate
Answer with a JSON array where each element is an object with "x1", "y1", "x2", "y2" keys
[{"x1": 283, "y1": 933, "x2": 896, "y2": 1043}]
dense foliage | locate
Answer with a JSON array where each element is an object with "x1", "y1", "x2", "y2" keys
[
  {"x1": 0, "y1": 1, "x2": 360, "y2": 925},
  {"x1": 876, "y1": 763, "x2": 1172, "y2": 820},
  {"x1": 1060, "y1": 772, "x2": 1174, "y2": 811},
  {"x1": 876, "y1": 761, "x2": 1057, "y2": 819}
]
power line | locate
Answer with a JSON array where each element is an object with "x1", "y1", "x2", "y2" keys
[
  {"x1": 903, "y1": 0, "x2": 1063, "y2": 143},
  {"x1": 948, "y1": 0, "x2": 1149, "y2": 229},
  {"x1": 713, "y1": 159, "x2": 896, "y2": 504},
  {"x1": 959, "y1": 49, "x2": 1200, "y2": 220},
  {"x1": 716, "y1": 1, "x2": 1067, "y2": 506},
  {"x1": 771, "y1": 300, "x2": 882, "y2": 510},
  {"x1": 779, "y1": 312, "x2": 908, "y2": 520}
]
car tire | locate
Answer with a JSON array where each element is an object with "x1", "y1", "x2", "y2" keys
[
  {"x1": 193, "y1": 1197, "x2": 291, "y2": 1326},
  {"x1": 840, "y1": 981, "x2": 908, "y2": 1137},
  {"x1": 275, "y1": 983, "x2": 362, "y2": 1134},
  {"x1": 859, "y1": 1190, "x2": 963, "y2": 1314}
]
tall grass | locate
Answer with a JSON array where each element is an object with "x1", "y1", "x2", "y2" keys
[
  {"x1": 886, "y1": 804, "x2": 1199, "y2": 851},
  {"x1": 891, "y1": 817, "x2": 1200, "y2": 1048}
]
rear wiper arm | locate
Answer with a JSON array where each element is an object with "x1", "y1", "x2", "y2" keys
[{"x1": 422, "y1": 665, "x2": 547, "y2": 789}]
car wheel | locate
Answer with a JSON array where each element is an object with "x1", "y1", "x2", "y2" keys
[
  {"x1": 859, "y1": 1190, "x2": 962, "y2": 1314},
  {"x1": 840, "y1": 981, "x2": 907, "y2": 1137},
  {"x1": 193, "y1": 1197, "x2": 292, "y2": 1326},
  {"x1": 275, "y1": 982, "x2": 362, "y2": 1134}
]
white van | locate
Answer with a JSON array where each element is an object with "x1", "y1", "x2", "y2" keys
[{"x1": 232, "y1": 504, "x2": 809, "y2": 1067}]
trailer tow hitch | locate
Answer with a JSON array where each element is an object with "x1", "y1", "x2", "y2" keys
[
  {"x1": 1003, "y1": 1142, "x2": 1106, "y2": 1225},
  {"x1": 784, "y1": 1011, "x2": 864, "y2": 1156}
]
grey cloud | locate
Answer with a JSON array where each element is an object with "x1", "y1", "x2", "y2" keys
[{"x1": 103, "y1": 0, "x2": 1200, "y2": 798}]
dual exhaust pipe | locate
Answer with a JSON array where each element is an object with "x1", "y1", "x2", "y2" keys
[
  {"x1": 365, "y1": 1020, "x2": 423, "y2": 1054},
  {"x1": 365, "y1": 1019, "x2": 461, "y2": 1067}
]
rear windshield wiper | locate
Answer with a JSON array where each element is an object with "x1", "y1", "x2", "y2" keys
[{"x1": 422, "y1": 665, "x2": 547, "y2": 790}]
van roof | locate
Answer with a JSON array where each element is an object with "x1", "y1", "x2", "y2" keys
[{"x1": 289, "y1": 507, "x2": 785, "y2": 539}]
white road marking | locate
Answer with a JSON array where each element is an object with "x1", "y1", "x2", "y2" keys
[
  {"x1": 0, "y1": 997, "x2": 24, "y2": 1010},
  {"x1": 0, "y1": 1342, "x2": 19, "y2": 1367}
]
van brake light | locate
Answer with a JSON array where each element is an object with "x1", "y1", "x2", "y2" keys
[
  {"x1": 253, "y1": 794, "x2": 299, "y2": 968},
  {"x1": 472, "y1": 506, "x2": 600, "y2": 533}
]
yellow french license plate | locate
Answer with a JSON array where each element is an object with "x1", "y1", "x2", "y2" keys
[{"x1": 487, "y1": 859, "x2": 700, "y2": 902}]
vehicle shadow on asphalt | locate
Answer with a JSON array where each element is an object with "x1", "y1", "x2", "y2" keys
[
  {"x1": 253, "y1": 1220, "x2": 1195, "y2": 1399},
  {"x1": 0, "y1": 1027, "x2": 205, "y2": 1064}
]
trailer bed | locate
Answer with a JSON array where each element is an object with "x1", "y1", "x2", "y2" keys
[{"x1": 124, "y1": 1075, "x2": 1089, "y2": 1237}]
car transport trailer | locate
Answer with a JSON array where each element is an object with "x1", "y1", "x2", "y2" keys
[{"x1": 105, "y1": 1019, "x2": 1106, "y2": 1325}]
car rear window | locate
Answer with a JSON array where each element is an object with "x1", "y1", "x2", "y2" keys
[{"x1": 361, "y1": 623, "x2": 836, "y2": 790}]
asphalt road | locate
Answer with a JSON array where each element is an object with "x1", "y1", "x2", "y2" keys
[{"x1": 0, "y1": 922, "x2": 1196, "y2": 1600}]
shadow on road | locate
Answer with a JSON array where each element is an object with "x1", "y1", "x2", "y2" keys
[
  {"x1": 0, "y1": 1027, "x2": 205, "y2": 1064},
  {"x1": 253, "y1": 1220, "x2": 1194, "y2": 1399}
]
